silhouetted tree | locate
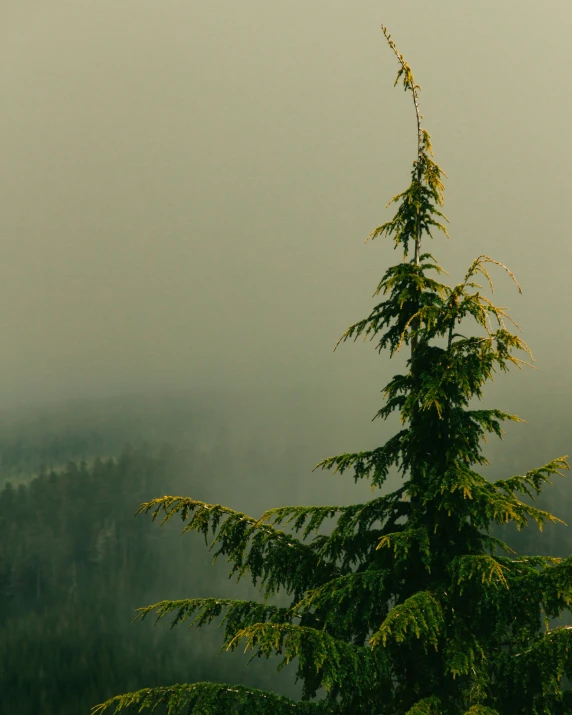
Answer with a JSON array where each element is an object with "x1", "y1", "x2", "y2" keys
[{"x1": 94, "y1": 26, "x2": 572, "y2": 715}]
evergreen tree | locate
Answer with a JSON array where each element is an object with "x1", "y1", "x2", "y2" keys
[{"x1": 94, "y1": 27, "x2": 572, "y2": 715}]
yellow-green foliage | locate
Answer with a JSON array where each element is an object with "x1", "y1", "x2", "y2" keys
[
  {"x1": 369, "y1": 591, "x2": 444, "y2": 650},
  {"x1": 94, "y1": 25, "x2": 571, "y2": 715}
]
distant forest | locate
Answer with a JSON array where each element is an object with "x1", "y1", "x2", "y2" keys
[
  {"x1": 0, "y1": 443, "x2": 304, "y2": 714},
  {"x1": 0, "y1": 393, "x2": 570, "y2": 713}
]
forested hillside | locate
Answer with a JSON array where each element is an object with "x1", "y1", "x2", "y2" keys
[
  {"x1": 0, "y1": 444, "x2": 301, "y2": 714},
  {"x1": 0, "y1": 389, "x2": 363, "y2": 714},
  {"x1": 0, "y1": 392, "x2": 570, "y2": 713}
]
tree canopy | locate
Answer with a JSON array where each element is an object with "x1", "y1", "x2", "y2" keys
[{"x1": 94, "y1": 26, "x2": 572, "y2": 715}]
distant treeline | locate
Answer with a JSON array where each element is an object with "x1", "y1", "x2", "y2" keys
[
  {"x1": 0, "y1": 393, "x2": 206, "y2": 484},
  {"x1": 0, "y1": 445, "x2": 297, "y2": 714},
  {"x1": 0, "y1": 390, "x2": 329, "y2": 487}
]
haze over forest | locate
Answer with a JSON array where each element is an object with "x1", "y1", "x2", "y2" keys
[{"x1": 1, "y1": 2, "x2": 571, "y2": 713}]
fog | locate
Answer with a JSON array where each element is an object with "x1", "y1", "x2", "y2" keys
[
  {"x1": 1, "y1": 0, "x2": 569, "y2": 407},
  {"x1": 2, "y1": 4, "x2": 572, "y2": 711},
  {"x1": 1, "y1": 0, "x2": 570, "y2": 554}
]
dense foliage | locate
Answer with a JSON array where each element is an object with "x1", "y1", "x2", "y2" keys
[{"x1": 94, "y1": 27, "x2": 572, "y2": 715}]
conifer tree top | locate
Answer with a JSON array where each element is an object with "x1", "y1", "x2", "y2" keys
[{"x1": 94, "y1": 25, "x2": 571, "y2": 715}]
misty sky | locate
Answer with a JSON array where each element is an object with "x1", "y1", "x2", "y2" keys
[{"x1": 2, "y1": 1, "x2": 571, "y2": 435}]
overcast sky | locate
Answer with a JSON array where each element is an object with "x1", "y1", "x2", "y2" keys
[{"x1": 2, "y1": 0, "x2": 571, "y2": 452}]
